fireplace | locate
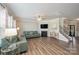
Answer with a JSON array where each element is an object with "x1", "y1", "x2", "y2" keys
[{"x1": 41, "y1": 31, "x2": 47, "y2": 37}]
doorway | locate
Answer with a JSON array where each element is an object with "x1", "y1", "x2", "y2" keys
[{"x1": 69, "y1": 25, "x2": 75, "y2": 37}]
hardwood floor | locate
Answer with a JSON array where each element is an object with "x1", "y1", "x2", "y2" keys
[{"x1": 22, "y1": 37, "x2": 79, "y2": 55}]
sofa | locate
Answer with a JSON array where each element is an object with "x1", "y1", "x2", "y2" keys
[
  {"x1": 24, "y1": 31, "x2": 40, "y2": 39},
  {"x1": 0, "y1": 36, "x2": 28, "y2": 55}
]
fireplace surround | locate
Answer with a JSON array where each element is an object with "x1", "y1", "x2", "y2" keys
[{"x1": 41, "y1": 31, "x2": 47, "y2": 37}]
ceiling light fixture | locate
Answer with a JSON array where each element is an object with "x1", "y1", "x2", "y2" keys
[{"x1": 37, "y1": 15, "x2": 42, "y2": 21}]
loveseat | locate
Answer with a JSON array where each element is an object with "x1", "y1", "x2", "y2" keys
[
  {"x1": 0, "y1": 36, "x2": 28, "y2": 55},
  {"x1": 24, "y1": 31, "x2": 40, "y2": 39}
]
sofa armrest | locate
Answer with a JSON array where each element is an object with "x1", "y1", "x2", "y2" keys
[
  {"x1": 16, "y1": 41, "x2": 28, "y2": 53},
  {"x1": 16, "y1": 37, "x2": 28, "y2": 53}
]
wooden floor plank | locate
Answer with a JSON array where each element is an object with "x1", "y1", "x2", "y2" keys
[{"x1": 22, "y1": 37, "x2": 79, "y2": 55}]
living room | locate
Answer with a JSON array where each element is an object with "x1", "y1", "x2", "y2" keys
[{"x1": 0, "y1": 3, "x2": 79, "y2": 55}]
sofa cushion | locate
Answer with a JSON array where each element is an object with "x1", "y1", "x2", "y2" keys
[
  {"x1": 1, "y1": 38, "x2": 9, "y2": 49},
  {"x1": 11, "y1": 36, "x2": 19, "y2": 43},
  {"x1": 32, "y1": 31, "x2": 37, "y2": 34},
  {"x1": 24, "y1": 31, "x2": 31, "y2": 35},
  {"x1": 24, "y1": 31, "x2": 40, "y2": 39}
]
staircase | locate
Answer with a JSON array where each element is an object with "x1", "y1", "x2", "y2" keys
[{"x1": 59, "y1": 26, "x2": 72, "y2": 43}]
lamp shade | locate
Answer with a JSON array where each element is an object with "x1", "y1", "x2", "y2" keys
[
  {"x1": 76, "y1": 18, "x2": 79, "y2": 20},
  {"x1": 5, "y1": 28, "x2": 17, "y2": 36},
  {"x1": 17, "y1": 27, "x2": 20, "y2": 30}
]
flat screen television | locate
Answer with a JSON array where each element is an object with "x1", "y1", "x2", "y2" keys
[{"x1": 41, "y1": 24, "x2": 48, "y2": 29}]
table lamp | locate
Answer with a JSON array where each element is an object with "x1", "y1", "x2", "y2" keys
[{"x1": 5, "y1": 28, "x2": 17, "y2": 42}]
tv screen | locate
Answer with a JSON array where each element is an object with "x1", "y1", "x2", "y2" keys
[{"x1": 41, "y1": 24, "x2": 48, "y2": 29}]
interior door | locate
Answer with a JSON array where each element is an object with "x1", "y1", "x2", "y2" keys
[{"x1": 69, "y1": 25, "x2": 75, "y2": 37}]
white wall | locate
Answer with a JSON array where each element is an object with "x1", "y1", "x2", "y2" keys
[
  {"x1": 49, "y1": 18, "x2": 59, "y2": 36},
  {"x1": 37, "y1": 18, "x2": 59, "y2": 38},
  {"x1": 19, "y1": 20, "x2": 38, "y2": 35},
  {"x1": 21, "y1": 21, "x2": 38, "y2": 31}
]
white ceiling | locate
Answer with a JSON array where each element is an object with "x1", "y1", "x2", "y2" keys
[{"x1": 6, "y1": 3, "x2": 79, "y2": 20}]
